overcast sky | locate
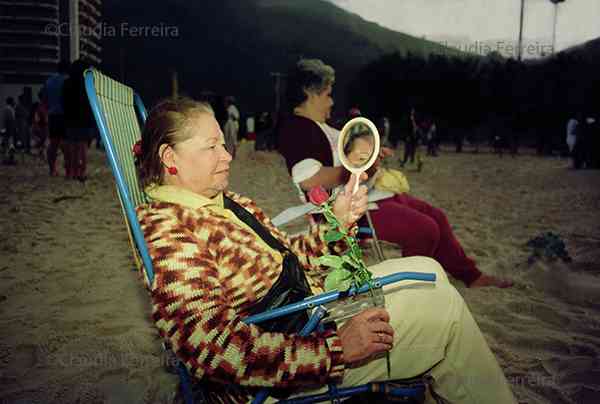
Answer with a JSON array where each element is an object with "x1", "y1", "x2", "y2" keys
[{"x1": 329, "y1": 0, "x2": 600, "y2": 57}]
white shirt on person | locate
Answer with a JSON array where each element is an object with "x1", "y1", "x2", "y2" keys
[{"x1": 566, "y1": 118, "x2": 578, "y2": 152}]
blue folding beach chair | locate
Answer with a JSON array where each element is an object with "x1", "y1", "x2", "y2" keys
[{"x1": 84, "y1": 68, "x2": 437, "y2": 404}]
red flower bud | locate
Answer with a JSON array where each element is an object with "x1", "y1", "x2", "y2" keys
[
  {"x1": 308, "y1": 186, "x2": 329, "y2": 206},
  {"x1": 132, "y1": 141, "x2": 142, "y2": 157}
]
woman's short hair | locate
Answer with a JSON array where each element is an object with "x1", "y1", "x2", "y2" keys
[
  {"x1": 139, "y1": 97, "x2": 213, "y2": 187},
  {"x1": 286, "y1": 59, "x2": 335, "y2": 110}
]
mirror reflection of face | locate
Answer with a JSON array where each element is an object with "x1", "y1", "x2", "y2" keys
[{"x1": 346, "y1": 133, "x2": 375, "y2": 168}]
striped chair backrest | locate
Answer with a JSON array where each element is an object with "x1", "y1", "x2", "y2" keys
[
  {"x1": 85, "y1": 68, "x2": 156, "y2": 283},
  {"x1": 86, "y1": 68, "x2": 147, "y2": 207}
]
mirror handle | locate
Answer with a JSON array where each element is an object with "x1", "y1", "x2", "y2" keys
[{"x1": 353, "y1": 172, "x2": 361, "y2": 194}]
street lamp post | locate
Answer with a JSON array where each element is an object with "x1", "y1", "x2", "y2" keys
[
  {"x1": 550, "y1": 0, "x2": 566, "y2": 54},
  {"x1": 270, "y1": 72, "x2": 286, "y2": 113},
  {"x1": 517, "y1": 0, "x2": 525, "y2": 60},
  {"x1": 518, "y1": 0, "x2": 566, "y2": 60}
]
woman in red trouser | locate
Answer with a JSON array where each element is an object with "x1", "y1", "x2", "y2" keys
[
  {"x1": 278, "y1": 58, "x2": 512, "y2": 288},
  {"x1": 370, "y1": 193, "x2": 482, "y2": 285}
]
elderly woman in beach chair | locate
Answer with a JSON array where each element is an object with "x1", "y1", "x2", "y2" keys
[
  {"x1": 278, "y1": 58, "x2": 513, "y2": 289},
  {"x1": 134, "y1": 97, "x2": 516, "y2": 403}
]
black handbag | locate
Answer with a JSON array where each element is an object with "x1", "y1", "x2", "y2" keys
[{"x1": 223, "y1": 196, "x2": 312, "y2": 334}]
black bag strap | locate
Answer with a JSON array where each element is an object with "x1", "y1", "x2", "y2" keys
[
  {"x1": 223, "y1": 195, "x2": 288, "y2": 253},
  {"x1": 223, "y1": 195, "x2": 312, "y2": 334}
]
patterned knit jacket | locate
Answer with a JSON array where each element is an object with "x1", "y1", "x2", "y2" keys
[{"x1": 136, "y1": 186, "x2": 347, "y2": 402}]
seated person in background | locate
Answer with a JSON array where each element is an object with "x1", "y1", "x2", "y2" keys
[
  {"x1": 278, "y1": 58, "x2": 513, "y2": 289},
  {"x1": 135, "y1": 97, "x2": 516, "y2": 403}
]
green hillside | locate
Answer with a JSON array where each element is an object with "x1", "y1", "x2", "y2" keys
[
  {"x1": 257, "y1": 0, "x2": 458, "y2": 62},
  {"x1": 101, "y1": 0, "x2": 459, "y2": 112}
]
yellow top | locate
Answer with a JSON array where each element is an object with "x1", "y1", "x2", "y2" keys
[{"x1": 145, "y1": 184, "x2": 283, "y2": 265}]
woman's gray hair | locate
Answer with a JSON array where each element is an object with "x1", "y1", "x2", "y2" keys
[{"x1": 286, "y1": 58, "x2": 335, "y2": 109}]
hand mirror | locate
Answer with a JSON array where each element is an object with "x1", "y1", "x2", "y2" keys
[{"x1": 338, "y1": 117, "x2": 380, "y2": 193}]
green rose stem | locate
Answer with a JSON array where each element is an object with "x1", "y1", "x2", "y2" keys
[
  {"x1": 319, "y1": 201, "x2": 373, "y2": 291},
  {"x1": 316, "y1": 197, "x2": 390, "y2": 377}
]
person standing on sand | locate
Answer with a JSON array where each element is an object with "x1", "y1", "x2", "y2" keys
[
  {"x1": 223, "y1": 96, "x2": 239, "y2": 158},
  {"x1": 44, "y1": 60, "x2": 68, "y2": 176},
  {"x1": 566, "y1": 115, "x2": 579, "y2": 169},
  {"x1": 63, "y1": 59, "x2": 96, "y2": 181},
  {"x1": 378, "y1": 116, "x2": 391, "y2": 147},
  {"x1": 15, "y1": 94, "x2": 32, "y2": 154},
  {"x1": 425, "y1": 118, "x2": 438, "y2": 157},
  {"x1": 1, "y1": 97, "x2": 17, "y2": 165},
  {"x1": 401, "y1": 107, "x2": 420, "y2": 166},
  {"x1": 31, "y1": 89, "x2": 49, "y2": 158},
  {"x1": 1, "y1": 97, "x2": 16, "y2": 149}
]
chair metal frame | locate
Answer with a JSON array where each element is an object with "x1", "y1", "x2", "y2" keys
[{"x1": 84, "y1": 68, "x2": 436, "y2": 404}]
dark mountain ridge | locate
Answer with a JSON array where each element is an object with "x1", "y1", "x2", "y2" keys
[{"x1": 101, "y1": 0, "x2": 458, "y2": 113}]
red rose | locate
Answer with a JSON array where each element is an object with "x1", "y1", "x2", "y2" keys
[
  {"x1": 308, "y1": 186, "x2": 329, "y2": 206},
  {"x1": 132, "y1": 140, "x2": 142, "y2": 157}
]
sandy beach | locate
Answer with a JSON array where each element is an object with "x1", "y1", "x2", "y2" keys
[{"x1": 1, "y1": 141, "x2": 599, "y2": 404}]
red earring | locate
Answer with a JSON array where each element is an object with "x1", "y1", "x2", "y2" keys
[{"x1": 167, "y1": 166, "x2": 178, "y2": 175}]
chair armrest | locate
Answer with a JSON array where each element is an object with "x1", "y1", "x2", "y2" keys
[{"x1": 242, "y1": 271, "x2": 436, "y2": 326}]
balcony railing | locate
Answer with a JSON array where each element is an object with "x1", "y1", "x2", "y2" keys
[
  {"x1": 0, "y1": 46, "x2": 59, "y2": 60},
  {"x1": 0, "y1": 42, "x2": 59, "y2": 51},
  {"x1": 0, "y1": 1, "x2": 59, "y2": 10},
  {"x1": 80, "y1": 35, "x2": 101, "y2": 52},
  {"x1": 79, "y1": 11, "x2": 99, "y2": 27},
  {"x1": 80, "y1": 49, "x2": 100, "y2": 64},
  {"x1": 0, "y1": 28, "x2": 58, "y2": 38},
  {"x1": 80, "y1": 0, "x2": 101, "y2": 17},
  {"x1": 0, "y1": 57, "x2": 60, "y2": 81},
  {"x1": 0, "y1": 16, "x2": 57, "y2": 24},
  {"x1": 0, "y1": 71, "x2": 56, "y2": 85}
]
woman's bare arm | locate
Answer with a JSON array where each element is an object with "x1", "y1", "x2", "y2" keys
[{"x1": 298, "y1": 166, "x2": 349, "y2": 191}]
